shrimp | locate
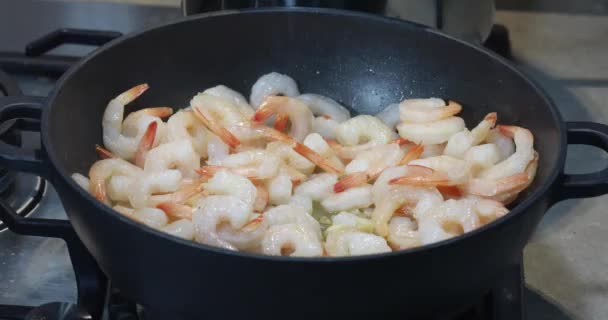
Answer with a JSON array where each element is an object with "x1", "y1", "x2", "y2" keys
[
  {"x1": 372, "y1": 184, "x2": 443, "y2": 237},
  {"x1": 156, "y1": 202, "x2": 194, "y2": 220},
  {"x1": 131, "y1": 207, "x2": 169, "y2": 230},
  {"x1": 206, "y1": 134, "x2": 230, "y2": 165},
  {"x1": 321, "y1": 185, "x2": 373, "y2": 213},
  {"x1": 129, "y1": 170, "x2": 182, "y2": 208},
  {"x1": 161, "y1": 219, "x2": 195, "y2": 240},
  {"x1": 294, "y1": 173, "x2": 338, "y2": 201},
  {"x1": 332, "y1": 115, "x2": 394, "y2": 159},
  {"x1": 443, "y1": 112, "x2": 496, "y2": 158},
  {"x1": 250, "y1": 72, "x2": 300, "y2": 108},
  {"x1": 302, "y1": 133, "x2": 345, "y2": 173},
  {"x1": 344, "y1": 143, "x2": 404, "y2": 177},
  {"x1": 252, "y1": 96, "x2": 313, "y2": 142},
  {"x1": 88, "y1": 158, "x2": 142, "y2": 203},
  {"x1": 107, "y1": 175, "x2": 132, "y2": 202},
  {"x1": 375, "y1": 103, "x2": 400, "y2": 129},
  {"x1": 387, "y1": 216, "x2": 421, "y2": 250},
  {"x1": 391, "y1": 156, "x2": 473, "y2": 187},
  {"x1": 421, "y1": 143, "x2": 446, "y2": 158},
  {"x1": 215, "y1": 149, "x2": 281, "y2": 180},
  {"x1": 288, "y1": 195, "x2": 313, "y2": 215},
  {"x1": 167, "y1": 110, "x2": 210, "y2": 157},
  {"x1": 192, "y1": 195, "x2": 253, "y2": 251},
  {"x1": 95, "y1": 144, "x2": 116, "y2": 159},
  {"x1": 253, "y1": 183, "x2": 269, "y2": 212},
  {"x1": 216, "y1": 215, "x2": 268, "y2": 251},
  {"x1": 203, "y1": 170, "x2": 257, "y2": 210},
  {"x1": 71, "y1": 173, "x2": 90, "y2": 192},
  {"x1": 297, "y1": 93, "x2": 350, "y2": 122},
  {"x1": 486, "y1": 128, "x2": 515, "y2": 161},
  {"x1": 192, "y1": 104, "x2": 240, "y2": 149},
  {"x1": 144, "y1": 140, "x2": 200, "y2": 179},
  {"x1": 102, "y1": 84, "x2": 166, "y2": 160},
  {"x1": 191, "y1": 93, "x2": 247, "y2": 127},
  {"x1": 397, "y1": 117, "x2": 465, "y2": 145},
  {"x1": 479, "y1": 126, "x2": 535, "y2": 180},
  {"x1": 325, "y1": 227, "x2": 391, "y2": 256},
  {"x1": 267, "y1": 173, "x2": 292, "y2": 205},
  {"x1": 261, "y1": 224, "x2": 323, "y2": 257},
  {"x1": 399, "y1": 98, "x2": 460, "y2": 123},
  {"x1": 203, "y1": 85, "x2": 254, "y2": 117},
  {"x1": 122, "y1": 107, "x2": 171, "y2": 144},
  {"x1": 264, "y1": 204, "x2": 322, "y2": 238},
  {"x1": 134, "y1": 121, "x2": 157, "y2": 168},
  {"x1": 463, "y1": 143, "x2": 501, "y2": 171},
  {"x1": 266, "y1": 141, "x2": 315, "y2": 175},
  {"x1": 311, "y1": 116, "x2": 340, "y2": 139}
]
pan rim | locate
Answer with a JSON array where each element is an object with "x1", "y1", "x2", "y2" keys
[{"x1": 42, "y1": 7, "x2": 566, "y2": 263}]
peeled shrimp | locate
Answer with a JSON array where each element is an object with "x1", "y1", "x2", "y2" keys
[
  {"x1": 264, "y1": 204, "x2": 322, "y2": 239},
  {"x1": 267, "y1": 141, "x2": 315, "y2": 175},
  {"x1": 144, "y1": 140, "x2": 200, "y2": 178},
  {"x1": 486, "y1": 128, "x2": 515, "y2": 161},
  {"x1": 325, "y1": 227, "x2": 391, "y2": 256},
  {"x1": 206, "y1": 134, "x2": 230, "y2": 165},
  {"x1": 397, "y1": 117, "x2": 465, "y2": 145},
  {"x1": 250, "y1": 72, "x2": 300, "y2": 108},
  {"x1": 399, "y1": 98, "x2": 459, "y2": 123},
  {"x1": 102, "y1": 84, "x2": 169, "y2": 160},
  {"x1": 375, "y1": 103, "x2": 400, "y2": 129},
  {"x1": 193, "y1": 195, "x2": 253, "y2": 251},
  {"x1": 321, "y1": 185, "x2": 374, "y2": 213},
  {"x1": 131, "y1": 207, "x2": 169, "y2": 229},
  {"x1": 311, "y1": 117, "x2": 340, "y2": 139},
  {"x1": 191, "y1": 93, "x2": 247, "y2": 127},
  {"x1": 267, "y1": 173, "x2": 293, "y2": 205},
  {"x1": 333, "y1": 115, "x2": 394, "y2": 159},
  {"x1": 167, "y1": 110, "x2": 210, "y2": 157},
  {"x1": 216, "y1": 149, "x2": 281, "y2": 180},
  {"x1": 261, "y1": 224, "x2": 323, "y2": 257},
  {"x1": 294, "y1": 173, "x2": 338, "y2": 201},
  {"x1": 463, "y1": 143, "x2": 501, "y2": 171},
  {"x1": 129, "y1": 170, "x2": 182, "y2": 208},
  {"x1": 387, "y1": 216, "x2": 421, "y2": 249},
  {"x1": 71, "y1": 173, "x2": 90, "y2": 192},
  {"x1": 253, "y1": 96, "x2": 313, "y2": 142},
  {"x1": 479, "y1": 126, "x2": 534, "y2": 180},
  {"x1": 344, "y1": 143, "x2": 404, "y2": 177},
  {"x1": 203, "y1": 170, "x2": 257, "y2": 210},
  {"x1": 203, "y1": 85, "x2": 253, "y2": 117},
  {"x1": 443, "y1": 113, "x2": 496, "y2": 158},
  {"x1": 88, "y1": 158, "x2": 142, "y2": 203},
  {"x1": 302, "y1": 133, "x2": 345, "y2": 172},
  {"x1": 161, "y1": 219, "x2": 195, "y2": 240},
  {"x1": 297, "y1": 93, "x2": 350, "y2": 122}
]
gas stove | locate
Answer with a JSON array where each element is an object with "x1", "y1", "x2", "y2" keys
[{"x1": 0, "y1": 2, "x2": 576, "y2": 320}]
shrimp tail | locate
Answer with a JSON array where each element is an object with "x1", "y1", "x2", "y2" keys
[
  {"x1": 334, "y1": 172, "x2": 368, "y2": 193},
  {"x1": 134, "y1": 121, "x2": 157, "y2": 168}
]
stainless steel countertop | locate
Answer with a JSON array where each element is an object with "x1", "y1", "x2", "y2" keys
[{"x1": 0, "y1": 1, "x2": 607, "y2": 319}]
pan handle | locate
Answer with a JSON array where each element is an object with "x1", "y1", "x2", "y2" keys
[{"x1": 554, "y1": 121, "x2": 608, "y2": 202}]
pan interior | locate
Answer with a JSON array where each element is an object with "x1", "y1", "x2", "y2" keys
[{"x1": 48, "y1": 10, "x2": 561, "y2": 211}]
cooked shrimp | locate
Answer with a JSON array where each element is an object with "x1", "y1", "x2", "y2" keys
[
  {"x1": 264, "y1": 204, "x2": 322, "y2": 238},
  {"x1": 321, "y1": 185, "x2": 373, "y2": 213},
  {"x1": 479, "y1": 126, "x2": 534, "y2": 180},
  {"x1": 375, "y1": 103, "x2": 400, "y2": 129},
  {"x1": 129, "y1": 170, "x2": 182, "y2": 208},
  {"x1": 71, "y1": 173, "x2": 90, "y2": 192},
  {"x1": 206, "y1": 134, "x2": 230, "y2": 165},
  {"x1": 294, "y1": 173, "x2": 338, "y2": 201},
  {"x1": 391, "y1": 156, "x2": 473, "y2": 187},
  {"x1": 95, "y1": 144, "x2": 116, "y2": 159},
  {"x1": 216, "y1": 149, "x2": 281, "y2": 180},
  {"x1": 463, "y1": 143, "x2": 501, "y2": 171},
  {"x1": 345, "y1": 143, "x2": 404, "y2": 177},
  {"x1": 102, "y1": 84, "x2": 163, "y2": 160},
  {"x1": 296, "y1": 93, "x2": 350, "y2": 122},
  {"x1": 203, "y1": 170, "x2": 257, "y2": 210},
  {"x1": 167, "y1": 110, "x2": 210, "y2": 157},
  {"x1": 399, "y1": 98, "x2": 460, "y2": 123},
  {"x1": 88, "y1": 158, "x2": 142, "y2": 203},
  {"x1": 144, "y1": 140, "x2": 200, "y2": 178},
  {"x1": 267, "y1": 173, "x2": 292, "y2": 205},
  {"x1": 267, "y1": 141, "x2": 315, "y2": 175},
  {"x1": 261, "y1": 224, "x2": 323, "y2": 257},
  {"x1": 253, "y1": 96, "x2": 313, "y2": 142},
  {"x1": 387, "y1": 216, "x2": 421, "y2": 249},
  {"x1": 203, "y1": 85, "x2": 253, "y2": 117},
  {"x1": 131, "y1": 207, "x2": 169, "y2": 229},
  {"x1": 253, "y1": 183, "x2": 269, "y2": 212},
  {"x1": 192, "y1": 195, "x2": 253, "y2": 251},
  {"x1": 216, "y1": 215, "x2": 268, "y2": 251},
  {"x1": 311, "y1": 116, "x2": 340, "y2": 139},
  {"x1": 421, "y1": 143, "x2": 446, "y2": 158},
  {"x1": 443, "y1": 112, "x2": 496, "y2": 158},
  {"x1": 397, "y1": 117, "x2": 465, "y2": 145},
  {"x1": 332, "y1": 115, "x2": 394, "y2": 159},
  {"x1": 107, "y1": 175, "x2": 132, "y2": 202},
  {"x1": 156, "y1": 202, "x2": 193, "y2": 220},
  {"x1": 134, "y1": 121, "x2": 157, "y2": 168},
  {"x1": 486, "y1": 128, "x2": 515, "y2": 161},
  {"x1": 122, "y1": 107, "x2": 171, "y2": 143},
  {"x1": 192, "y1": 105, "x2": 240, "y2": 148},
  {"x1": 250, "y1": 72, "x2": 300, "y2": 108},
  {"x1": 288, "y1": 195, "x2": 313, "y2": 215},
  {"x1": 161, "y1": 219, "x2": 195, "y2": 240},
  {"x1": 302, "y1": 133, "x2": 345, "y2": 172},
  {"x1": 325, "y1": 227, "x2": 391, "y2": 256}
]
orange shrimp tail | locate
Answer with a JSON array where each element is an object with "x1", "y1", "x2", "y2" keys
[
  {"x1": 497, "y1": 125, "x2": 517, "y2": 138},
  {"x1": 398, "y1": 144, "x2": 424, "y2": 165},
  {"x1": 437, "y1": 185, "x2": 462, "y2": 199},
  {"x1": 334, "y1": 172, "x2": 368, "y2": 193},
  {"x1": 95, "y1": 144, "x2": 116, "y2": 159},
  {"x1": 393, "y1": 137, "x2": 411, "y2": 146},
  {"x1": 274, "y1": 113, "x2": 290, "y2": 132},
  {"x1": 293, "y1": 143, "x2": 343, "y2": 175},
  {"x1": 141, "y1": 107, "x2": 174, "y2": 118},
  {"x1": 134, "y1": 121, "x2": 157, "y2": 168},
  {"x1": 394, "y1": 205, "x2": 413, "y2": 218},
  {"x1": 445, "y1": 100, "x2": 463, "y2": 116},
  {"x1": 484, "y1": 112, "x2": 497, "y2": 126},
  {"x1": 253, "y1": 184, "x2": 269, "y2": 212},
  {"x1": 192, "y1": 107, "x2": 240, "y2": 148}
]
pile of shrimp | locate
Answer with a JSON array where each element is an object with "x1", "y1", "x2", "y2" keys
[{"x1": 72, "y1": 72, "x2": 538, "y2": 257}]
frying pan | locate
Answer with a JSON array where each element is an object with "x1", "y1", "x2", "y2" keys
[{"x1": 1, "y1": 8, "x2": 607, "y2": 318}]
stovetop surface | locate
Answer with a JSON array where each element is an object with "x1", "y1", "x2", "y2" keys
[{"x1": 1, "y1": 0, "x2": 607, "y2": 319}]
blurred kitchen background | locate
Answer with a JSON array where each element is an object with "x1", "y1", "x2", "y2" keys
[{"x1": 1, "y1": 0, "x2": 607, "y2": 319}]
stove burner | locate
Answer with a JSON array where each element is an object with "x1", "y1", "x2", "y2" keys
[
  {"x1": 0, "y1": 173, "x2": 46, "y2": 232},
  {"x1": 0, "y1": 68, "x2": 21, "y2": 97}
]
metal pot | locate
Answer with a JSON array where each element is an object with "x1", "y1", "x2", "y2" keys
[
  {"x1": 181, "y1": 0, "x2": 496, "y2": 43},
  {"x1": 0, "y1": 8, "x2": 606, "y2": 319}
]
